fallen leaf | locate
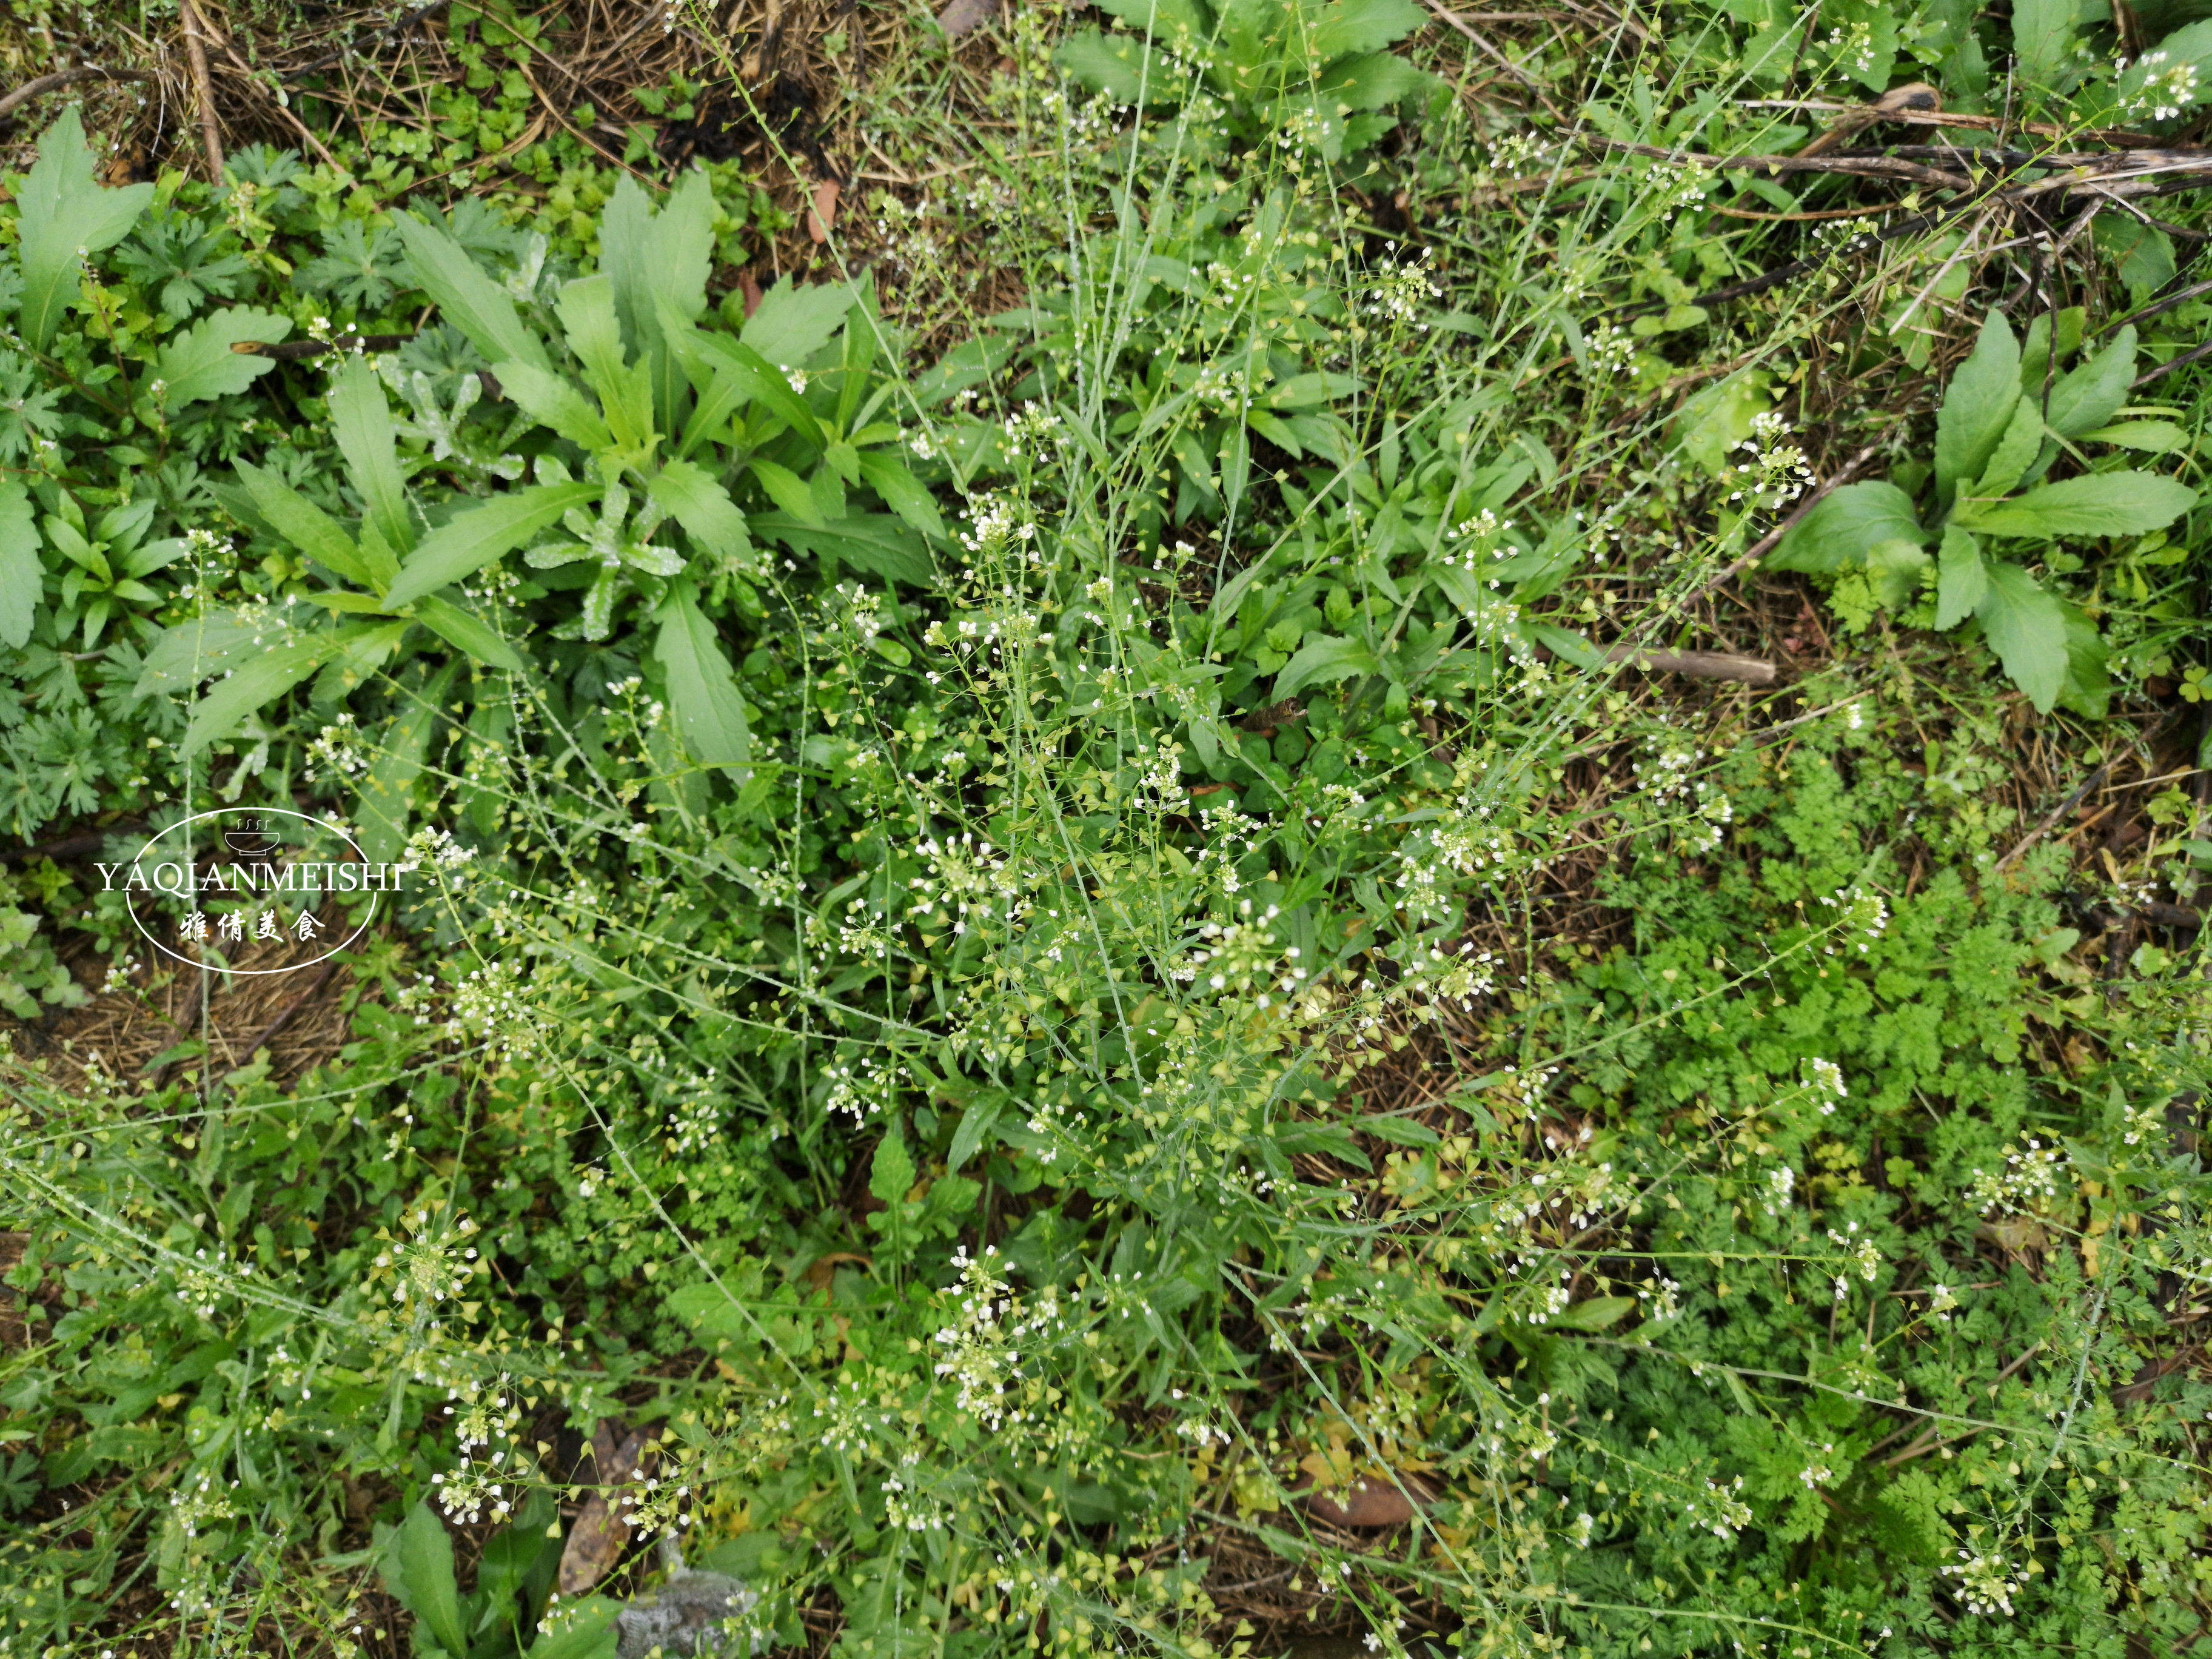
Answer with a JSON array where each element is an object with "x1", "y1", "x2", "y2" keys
[
  {"x1": 936, "y1": 0, "x2": 998, "y2": 38},
  {"x1": 558, "y1": 1422, "x2": 656, "y2": 1595},
  {"x1": 1975, "y1": 1216, "x2": 2048, "y2": 1257},
  {"x1": 739, "y1": 270, "x2": 764, "y2": 320},
  {"x1": 807, "y1": 178, "x2": 840, "y2": 244},
  {"x1": 1299, "y1": 1472, "x2": 1432, "y2": 1528}
]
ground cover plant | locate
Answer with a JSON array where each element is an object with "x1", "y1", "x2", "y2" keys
[{"x1": 3, "y1": 0, "x2": 2212, "y2": 1654}]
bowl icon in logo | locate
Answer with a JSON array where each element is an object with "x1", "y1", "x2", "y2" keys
[{"x1": 222, "y1": 820, "x2": 281, "y2": 857}]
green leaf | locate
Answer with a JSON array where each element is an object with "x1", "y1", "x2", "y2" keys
[
  {"x1": 1767, "y1": 481, "x2": 1924, "y2": 574},
  {"x1": 1961, "y1": 398, "x2": 2046, "y2": 501},
  {"x1": 1055, "y1": 30, "x2": 1148, "y2": 102},
  {"x1": 1556, "y1": 1295, "x2": 1636, "y2": 1331},
  {"x1": 1359, "y1": 1114, "x2": 1441, "y2": 1146},
  {"x1": 236, "y1": 461, "x2": 370, "y2": 588},
  {"x1": 0, "y1": 480, "x2": 40, "y2": 649},
  {"x1": 383, "y1": 483, "x2": 600, "y2": 612},
  {"x1": 1935, "y1": 313, "x2": 2021, "y2": 509},
  {"x1": 180, "y1": 632, "x2": 346, "y2": 756},
  {"x1": 856, "y1": 451, "x2": 946, "y2": 539},
  {"x1": 150, "y1": 308, "x2": 292, "y2": 408},
  {"x1": 1960, "y1": 471, "x2": 2196, "y2": 540},
  {"x1": 412, "y1": 592, "x2": 526, "y2": 672},
  {"x1": 556, "y1": 275, "x2": 652, "y2": 449},
  {"x1": 1866, "y1": 537, "x2": 1930, "y2": 609},
  {"x1": 523, "y1": 1597, "x2": 620, "y2": 1659},
  {"x1": 654, "y1": 583, "x2": 751, "y2": 770},
  {"x1": 391, "y1": 211, "x2": 552, "y2": 372},
  {"x1": 1934, "y1": 526, "x2": 1986, "y2": 630},
  {"x1": 749, "y1": 512, "x2": 934, "y2": 586},
  {"x1": 2077, "y1": 420, "x2": 2188, "y2": 452},
  {"x1": 657, "y1": 307, "x2": 822, "y2": 449},
  {"x1": 599, "y1": 170, "x2": 714, "y2": 350},
  {"x1": 740, "y1": 278, "x2": 857, "y2": 368},
  {"x1": 748, "y1": 459, "x2": 825, "y2": 528},
  {"x1": 868, "y1": 1124, "x2": 917, "y2": 1206},
  {"x1": 948, "y1": 1098, "x2": 1004, "y2": 1173},
  {"x1": 1975, "y1": 562, "x2": 2070, "y2": 712},
  {"x1": 494, "y1": 361, "x2": 614, "y2": 453},
  {"x1": 1312, "y1": 50, "x2": 1430, "y2": 112},
  {"x1": 382, "y1": 1501, "x2": 469, "y2": 1659},
  {"x1": 328, "y1": 357, "x2": 414, "y2": 560},
  {"x1": 648, "y1": 459, "x2": 749, "y2": 559},
  {"x1": 1310, "y1": 0, "x2": 1428, "y2": 59},
  {"x1": 1272, "y1": 633, "x2": 1379, "y2": 702},
  {"x1": 2011, "y1": 0, "x2": 2077, "y2": 90},
  {"x1": 356, "y1": 664, "x2": 454, "y2": 863},
  {"x1": 2043, "y1": 326, "x2": 2137, "y2": 438},
  {"x1": 17, "y1": 109, "x2": 155, "y2": 351},
  {"x1": 2058, "y1": 600, "x2": 2110, "y2": 719}
]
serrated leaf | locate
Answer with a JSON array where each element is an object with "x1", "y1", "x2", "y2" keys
[
  {"x1": 868, "y1": 1124, "x2": 916, "y2": 1206},
  {"x1": 1935, "y1": 526, "x2": 1986, "y2": 630},
  {"x1": 392, "y1": 210, "x2": 551, "y2": 370},
  {"x1": 413, "y1": 592, "x2": 526, "y2": 672},
  {"x1": 1975, "y1": 562, "x2": 2070, "y2": 713},
  {"x1": 748, "y1": 458, "x2": 825, "y2": 528},
  {"x1": 236, "y1": 461, "x2": 370, "y2": 586},
  {"x1": 151, "y1": 308, "x2": 292, "y2": 407},
  {"x1": 383, "y1": 483, "x2": 600, "y2": 611},
  {"x1": 1961, "y1": 471, "x2": 2196, "y2": 540},
  {"x1": 18, "y1": 109, "x2": 155, "y2": 351},
  {"x1": 180, "y1": 632, "x2": 347, "y2": 756},
  {"x1": 749, "y1": 512, "x2": 934, "y2": 586},
  {"x1": 1272, "y1": 633, "x2": 1378, "y2": 702},
  {"x1": 1054, "y1": 30, "x2": 1150, "y2": 101},
  {"x1": 2043, "y1": 325, "x2": 2137, "y2": 438},
  {"x1": 0, "y1": 480, "x2": 40, "y2": 649},
  {"x1": 949, "y1": 1098, "x2": 1004, "y2": 1173},
  {"x1": 383, "y1": 1501, "x2": 469, "y2": 1659},
  {"x1": 1767, "y1": 480, "x2": 1924, "y2": 573},
  {"x1": 647, "y1": 459, "x2": 749, "y2": 559},
  {"x1": 1310, "y1": 0, "x2": 1428, "y2": 60},
  {"x1": 356, "y1": 664, "x2": 454, "y2": 862},
  {"x1": 328, "y1": 357, "x2": 414, "y2": 557},
  {"x1": 494, "y1": 361, "x2": 614, "y2": 453},
  {"x1": 856, "y1": 451, "x2": 946, "y2": 538},
  {"x1": 1935, "y1": 313, "x2": 2021, "y2": 509},
  {"x1": 740, "y1": 278, "x2": 857, "y2": 369},
  {"x1": 654, "y1": 583, "x2": 751, "y2": 771},
  {"x1": 1866, "y1": 537, "x2": 1930, "y2": 609}
]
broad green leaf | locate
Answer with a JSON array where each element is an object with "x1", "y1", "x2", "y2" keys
[
  {"x1": 383, "y1": 1501, "x2": 469, "y2": 1659},
  {"x1": 383, "y1": 483, "x2": 600, "y2": 611},
  {"x1": 658, "y1": 303, "x2": 823, "y2": 450},
  {"x1": 2059, "y1": 600, "x2": 2110, "y2": 719},
  {"x1": 135, "y1": 602, "x2": 320, "y2": 699},
  {"x1": 2011, "y1": 0, "x2": 2077, "y2": 91},
  {"x1": 525, "y1": 1597, "x2": 620, "y2": 1659},
  {"x1": 391, "y1": 211, "x2": 552, "y2": 372},
  {"x1": 856, "y1": 451, "x2": 946, "y2": 539},
  {"x1": 1934, "y1": 526, "x2": 1986, "y2": 629},
  {"x1": 1866, "y1": 537, "x2": 1930, "y2": 609},
  {"x1": 1055, "y1": 30, "x2": 1148, "y2": 102},
  {"x1": 1273, "y1": 633, "x2": 1379, "y2": 702},
  {"x1": 1312, "y1": 50, "x2": 1430, "y2": 112},
  {"x1": 1671, "y1": 374, "x2": 1772, "y2": 477},
  {"x1": 749, "y1": 512, "x2": 934, "y2": 586},
  {"x1": 236, "y1": 461, "x2": 369, "y2": 585},
  {"x1": 1359, "y1": 1114, "x2": 1441, "y2": 1146},
  {"x1": 413, "y1": 592, "x2": 526, "y2": 672},
  {"x1": 2078, "y1": 420, "x2": 2189, "y2": 452},
  {"x1": 356, "y1": 664, "x2": 455, "y2": 863},
  {"x1": 1960, "y1": 471, "x2": 2196, "y2": 540},
  {"x1": 0, "y1": 480, "x2": 40, "y2": 649},
  {"x1": 1526, "y1": 622, "x2": 1605, "y2": 669},
  {"x1": 151, "y1": 308, "x2": 292, "y2": 407},
  {"x1": 648, "y1": 459, "x2": 750, "y2": 558},
  {"x1": 868, "y1": 1123, "x2": 916, "y2": 1205},
  {"x1": 1556, "y1": 1295, "x2": 1637, "y2": 1332},
  {"x1": 1974, "y1": 562, "x2": 2070, "y2": 713},
  {"x1": 739, "y1": 278, "x2": 856, "y2": 368},
  {"x1": 2018, "y1": 306, "x2": 2086, "y2": 392},
  {"x1": 557, "y1": 275, "x2": 652, "y2": 449},
  {"x1": 748, "y1": 459, "x2": 825, "y2": 527},
  {"x1": 17, "y1": 109, "x2": 155, "y2": 350},
  {"x1": 949, "y1": 1098, "x2": 1004, "y2": 1173},
  {"x1": 328, "y1": 357, "x2": 414, "y2": 557},
  {"x1": 309, "y1": 590, "x2": 395, "y2": 615},
  {"x1": 1310, "y1": 0, "x2": 1427, "y2": 60},
  {"x1": 2043, "y1": 326, "x2": 2137, "y2": 438},
  {"x1": 1935, "y1": 313, "x2": 2020, "y2": 509},
  {"x1": 492, "y1": 361, "x2": 613, "y2": 453},
  {"x1": 1090, "y1": 0, "x2": 1210, "y2": 43},
  {"x1": 654, "y1": 583, "x2": 751, "y2": 770},
  {"x1": 180, "y1": 632, "x2": 344, "y2": 756},
  {"x1": 1767, "y1": 481, "x2": 1924, "y2": 574},
  {"x1": 1961, "y1": 398, "x2": 2046, "y2": 501},
  {"x1": 599, "y1": 170, "x2": 714, "y2": 350}
]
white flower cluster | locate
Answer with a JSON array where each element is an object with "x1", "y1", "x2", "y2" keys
[
  {"x1": 957, "y1": 489, "x2": 1037, "y2": 558},
  {"x1": 1942, "y1": 1547, "x2": 2023, "y2": 1617},
  {"x1": 433, "y1": 1377, "x2": 521, "y2": 1524},
  {"x1": 372, "y1": 1206, "x2": 482, "y2": 1308},
  {"x1": 1364, "y1": 247, "x2": 1441, "y2": 328},
  {"x1": 1967, "y1": 1138, "x2": 2070, "y2": 1216},
  {"x1": 1691, "y1": 1475, "x2": 1753, "y2": 1540},
  {"x1": 930, "y1": 1245, "x2": 1065, "y2": 1432},
  {"x1": 1721, "y1": 412, "x2": 1814, "y2": 511},
  {"x1": 306, "y1": 711, "x2": 373, "y2": 781},
  {"x1": 171, "y1": 1245, "x2": 253, "y2": 1321},
  {"x1": 2119, "y1": 51, "x2": 2202, "y2": 122}
]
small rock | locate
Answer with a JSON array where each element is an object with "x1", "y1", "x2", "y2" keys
[{"x1": 615, "y1": 1570, "x2": 757, "y2": 1659}]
